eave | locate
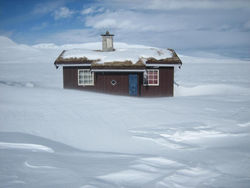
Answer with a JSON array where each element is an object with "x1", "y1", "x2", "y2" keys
[{"x1": 54, "y1": 49, "x2": 182, "y2": 69}]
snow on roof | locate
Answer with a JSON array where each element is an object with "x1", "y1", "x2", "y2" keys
[{"x1": 61, "y1": 43, "x2": 173, "y2": 64}]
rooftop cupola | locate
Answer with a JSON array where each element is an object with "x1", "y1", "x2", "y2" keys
[{"x1": 101, "y1": 31, "x2": 114, "y2": 52}]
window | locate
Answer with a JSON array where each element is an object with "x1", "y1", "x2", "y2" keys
[
  {"x1": 143, "y1": 69, "x2": 159, "y2": 86},
  {"x1": 78, "y1": 69, "x2": 94, "y2": 86}
]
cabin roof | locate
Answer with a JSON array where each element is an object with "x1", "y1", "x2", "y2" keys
[{"x1": 54, "y1": 44, "x2": 182, "y2": 68}]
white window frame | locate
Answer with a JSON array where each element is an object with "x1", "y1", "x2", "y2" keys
[
  {"x1": 144, "y1": 69, "x2": 159, "y2": 86},
  {"x1": 78, "y1": 69, "x2": 94, "y2": 86}
]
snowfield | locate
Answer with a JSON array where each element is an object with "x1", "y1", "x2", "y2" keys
[{"x1": 0, "y1": 36, "x2": 250, "y2": 188}]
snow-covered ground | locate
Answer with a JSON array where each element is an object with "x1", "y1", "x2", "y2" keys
[{"x1": 0, "y1": 36, "x2": 250, "y2": 188}]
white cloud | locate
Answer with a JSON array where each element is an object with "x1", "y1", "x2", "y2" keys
[
  {"x1": 53, "y1": 7, "x2": 74, "y2": 20},
  {"x1": 80, "y1": 6, "x2": 250, "y2": 53},
  {"x1": 147, "y1": 0, "x2": 250, "y2": 10},
  {"x1": 81, "y1": 7, "x2": 95, "y2": 15},
  {"x1": 102, "y1": 0, "x2": 250, "y2": 10},
  {"x1": 32, "y1": 1, "x2": 66, "y2": 14},
  {"x1": 93, "y1": 18, "x2": 117, "y2": 28},
  {"x1": 84, "y1": 6, "x2": 250, "y2": 34},
  {"x1": 81, "y1": 7, "x2": 105, "y2": 15},
  {"x1": 85, "y1": 10, "x2": 188, "y2": 32}
]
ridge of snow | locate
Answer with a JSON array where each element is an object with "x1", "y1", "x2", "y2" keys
[
  {"x1": 24, "y1": 161, "x2": 57, "y2": 169},
  {"x1": 0, "y1": 142, "x2": 54, "y2": 153},
  {"x1": 0, "y1": 36, "x2": 17, "y2": 46}
]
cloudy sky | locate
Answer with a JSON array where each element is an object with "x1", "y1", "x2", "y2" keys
[{"x1": 0, "y1": 0, "x2": 250, "y2": 58}]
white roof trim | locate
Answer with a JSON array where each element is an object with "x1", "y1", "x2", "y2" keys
[
  {"x1": 92, "y1": 69, "x2": 145, "y2": 72},
  {"x1": 58, "y1": 64, "x2": 91, "y2": 67},
  {"x1": 146, "y1": 64, "x2": 181, "y2": 67}
]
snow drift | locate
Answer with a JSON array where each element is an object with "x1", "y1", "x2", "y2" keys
[{"x1": 0, "y1": 36, "x2": 250, "y2": 188}]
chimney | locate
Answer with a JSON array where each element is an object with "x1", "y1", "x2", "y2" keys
[{"x1": 101, "y1": 31, "x2": 114, "y2": 52}]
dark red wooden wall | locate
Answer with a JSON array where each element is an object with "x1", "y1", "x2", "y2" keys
[
  {"x1": 63, "y1": 66, "x2": 174, "y2": 96},
  {"x1": 139, "y1": 67, "x2": 174, "y2": 97}
]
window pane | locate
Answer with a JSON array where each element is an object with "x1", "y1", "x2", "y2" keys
[
  {"x1": 78, "y1": 69, "x2": 94, "y2": 85},
  {"x1": 145, "y1": 69, "x2": 159, "y2": 85}
]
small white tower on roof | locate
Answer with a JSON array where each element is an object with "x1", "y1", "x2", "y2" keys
[{"x1": 101, "y1": 31, "x2": 114, "y2": 52}]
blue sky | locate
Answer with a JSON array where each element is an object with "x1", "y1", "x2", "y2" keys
[{"x1": 0, "y1": 0, "x2": 250, "y2": 58}]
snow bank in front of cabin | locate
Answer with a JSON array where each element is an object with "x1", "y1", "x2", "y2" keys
[
  {"x1": 61, "y1": 44, "x2": 173, "y2": 64},
  {"x1": 175, "y1": 84, "x2": 250, "y2": 96}
]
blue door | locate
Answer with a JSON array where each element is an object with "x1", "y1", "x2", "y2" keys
[{"x1": 129, "y1": 74, "x2": 138, "y2": 96}]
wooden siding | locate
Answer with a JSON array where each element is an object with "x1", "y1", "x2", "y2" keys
[
  {"x1": 63, "y1": 67, "x2": 131, "y2": 95},
  {"x1": 63, "y1": 66, "x2": 173, "y2": 96},
  {"x1": 95, "y1": 72, "x2": 131, "y2": 95}
]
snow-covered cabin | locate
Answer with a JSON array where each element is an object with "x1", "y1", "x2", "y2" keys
[{"x1": 54, "y1": 31, "x2": 182, "y2": 96}]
